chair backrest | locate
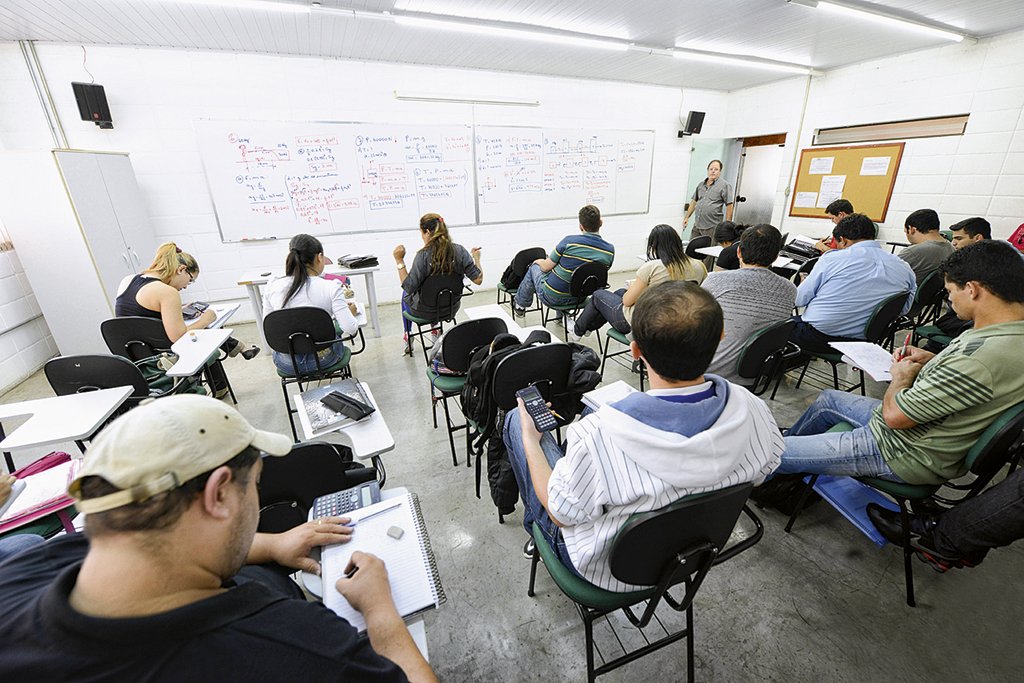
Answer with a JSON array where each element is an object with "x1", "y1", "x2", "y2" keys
[
  {"x1": 263, "y1": 307, "x2": 337, "y2": 356},
  {"x1": 568, "y1": 261, "x2": 609, "y2": 298},
  {"x1": 609, "y1": 483, "x2": 754, "y2": 589},
  {"x1": 101, "y1": 316, "x2": 173, "y2": 361},
  {"x1": 419, "y1": 273, "x2": 466, "y2": 322},
  {"x1": 864, "y1": 291, "x2": 911, "y2": 342},
  {"x1": 44, "y1": 354, "x2": 150, "y2": 399},
  {"x1": 963, "y1": 402, "x2": 1024, "y2": 493},
  {"x1": 512, "y1": 247, "x2": 546, "y2": 277},
  {"x1": 440, "y1": 318, "x2": 509, "y2": 373},
  {"x1": 492, "y1": 343, "x2": 573, "y2": 412},
  {"x1": 685, "y1": 235, "x2": 712, "y2": 260},
  {"x1": 257, "y1": 441, "x2": 376, "y2": 534},
  {"x1": 734, "y1": 319, "x2": 796, "y2": 385},
  {"x1": 910, "y1": 270, "x2": 947, "y2": 320},
  {"x1": 792, "y1": 256, "x2": 819, "y2": 281}
]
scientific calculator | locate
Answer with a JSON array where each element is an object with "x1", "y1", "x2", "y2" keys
[
  {"x1": 516, "y1": 385, "x2": 558, "y2": 432},
  {"x1": 311, "y1": 481, "x2": 381, "y2": 518}
]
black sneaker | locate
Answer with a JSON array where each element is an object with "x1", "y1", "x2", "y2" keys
[
  {"x1": 523, "y1": 538, "x2": 536, "y2": 559},
  {"x1": 241, "y1": 345, "x2": 261, "y2": 360},
  {"x1": 512, "y1": 304, "x2": 527, "y2": 319}
]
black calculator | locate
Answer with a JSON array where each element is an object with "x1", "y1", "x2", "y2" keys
[
  {"x1": 516, "y1": 385, "x2": 558, "y2": 432},
  {"x1": 311, "y1": 481, "x2": 381, "y2": 518}
]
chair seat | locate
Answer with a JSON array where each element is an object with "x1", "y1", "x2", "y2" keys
[
  {"x1": 531, "y1": 522, "x2": 653, "y2": 610},
  {"x1": 275, "y1": 349, "x2": 351, "y2": 379},
  {"x1": 497, "y1": 282, "x2": 515, "y2": 294},
  {"x1": 403, "y1": 310, "x2": 439, "y2": 325},
  {"x1": 425, "y1": 368, "x2": 466, "y2": 394},
  {"x1": 545, "y1": 297, "x2": 587, "y2": 312},
  {"x1": 856, "y1": 476, "x2": 940, "y2": 500},
  {"x1": 915, "y1": 325, "x2": 952, "y2": 345},
  {"x1": 805, "y1": 349, "x2": 845, "y2": 363},
  {"x1": 606, "y1": 328, "x2": 630, "y2": 346}
]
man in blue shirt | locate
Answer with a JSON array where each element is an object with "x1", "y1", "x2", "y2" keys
[
  {"x1": 790, "y1": 213, "x2": 916, "y2": 353},
  {"x1": 513, "y1": 205, "x2": 615, "y2": 315}
]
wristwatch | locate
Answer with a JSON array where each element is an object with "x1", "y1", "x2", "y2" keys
[{"x1": 396, "y1": 262, "x2": 406, "y2": 270}]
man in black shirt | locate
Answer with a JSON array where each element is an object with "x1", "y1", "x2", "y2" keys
[{"x1": 0, "y1": 395, "x2": 435, "y2": 683}]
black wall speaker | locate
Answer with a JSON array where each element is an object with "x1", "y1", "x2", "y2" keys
[
  {"x1": 72, "y1": 82, "x2": 113, "y2": 129},
  {"x1": 684, "y1": 110, "x2": 705, "y2": 135}
]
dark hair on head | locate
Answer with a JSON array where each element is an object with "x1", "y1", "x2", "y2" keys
[
  {"x1": 646, "y1": 224, "x2": 697, "y2": 277},
  {"x1": 707, "y1": 159, "x2": 723, "y2": 171},
  {"x1": 631, "y1": 281, "x2": 723, "y2": 381},
  {"x1": 419, "y1": 213, "x2": 456, "y2": 275},
  {"x1": 949, "y1": 217, "x2": 991, "y2": 240},
  {"x1": 825, "y1": 199, "x2": 854, "y2": 216},
  {"x1": 737, "y1": 224, "x2": 783, "y2": 267},
  {"x1": 283, "y1": 233, "x2": 324, "y2": 306},
  {"x1": 80, "y1": 446, "x2": 261, "y2": 538},
  {"x1": 905, "y1": 208, "x2": 940, "y2": 233},
  {"x1": 713, "y1": 221, "x2": 745, "y2": 245},
  {"x1": 833, "y1": 213, "x2": 876, "y2": 242},
  {"x1": 578, "y1": 205, "x2": 602, "y2": 233},
  {"x1": 939, "y1": 240, "x2": 1024, "y2": 304}
]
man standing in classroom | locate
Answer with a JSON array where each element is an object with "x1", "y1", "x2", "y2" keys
[{"x1": 682, "y1": 159, "x2": 734, "y2": 241}]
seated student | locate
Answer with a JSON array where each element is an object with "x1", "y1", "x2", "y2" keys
[
  {"x1": 898, "y1": 208, "x2": 953, "y2": 284},
  {"x1": 571, "y1": 224, "x2": 704, "y2": 339},
  {"x1": 0, "y1": 396, "x2": 434, "y2": 682},
  {"x1": 115, "y1": 243, "x2": 260, "y2": 396},
  {"x1": 513, "y1": 205, "x2": 615, "y2": 317},
  {"x1": 790, "y1": 213, "x2": 916, "y2": 354},
  {"x1": 867, "y1": 467, "x2": 1024, "y2": 573},
  {"x1": 923, "y1": 217, "x2": 992, "y2": 350},
  {"x1": 263, "y1": 233, "x2": 359, "y2": 375},
  {"x1": 814, "y1": 199, "x2": 855, "y2": 253},
  {"x1": 394, "y1": 213, "x2": 482, "y2": 355},
  {"x1": 778, "y1": 241, "x2": 1024, "y2": 484},
  {"x1": 504, "y1": 281, "x2": 782, "y2": 592},
  {"x1": 712, "y1": 221, "x2": 745, "y2": 271},
  {"x1": 702, "y1": 224, "x2": 797, "y2": 383}
]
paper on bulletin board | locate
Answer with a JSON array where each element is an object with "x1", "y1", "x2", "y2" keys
[
  {"x1": 860, "y1": 156, "x2": 891, "y2": 176},
  {"x1": 809, "y1": 157, "x2": 834, "y2": 174},
  {"x1": 816, "y1": 175, "x2": 847, "y2": 207},
  {"x1": 794, "y1": 192, "x2": 818, "y2": 208}
]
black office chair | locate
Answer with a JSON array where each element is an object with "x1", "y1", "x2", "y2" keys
[
  {"x1": 893, "y1": 270, "x2": 946, "y2": 333},
  {"x1": 258, "y1": 441, "x2": 377, "y2": 534},
  {"x1": 790, "y1": 256, "x2": 819, "y2": 283},
  {"x1": 100, "y1": 316, "x2": 237, "y2": 403},
  {"x1": 497, "y1": 246, "x2": 546, "y2": 316},
  {"x1": 425, "y1": 318, "x2": 509, "y2": 467},
  {"x1": 684, "y1": 235, "x2": 712, "y2": 260},
  {"x1": 734, "y1": 319, "x2": 800, "y2": 399},
  {"x1": 527, "y1": 483, "x2": 763, "y2": 682},
  {"x1": 403, "y1": 273, "x2": 465, "y2": 363},
  {"x1": 263, "y1": 307, "x2": 355, "y2": 441},
  {"x1": 540, "y1": 262, "x2": 609, "y2": 341}
]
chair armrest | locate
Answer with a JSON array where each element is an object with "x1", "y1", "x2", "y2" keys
[
  {"x1": 713, "y1": 504, "x2": 764, "y2": 565},
  {"x1": 341, "y1": 328, "x2": 367, "y2": 356}
]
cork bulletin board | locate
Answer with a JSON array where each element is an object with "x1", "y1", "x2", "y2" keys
[{"x1": 788, "y1": 142, "x2": 905, "y2": 222}]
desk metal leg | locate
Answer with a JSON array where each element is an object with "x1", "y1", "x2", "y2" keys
[
  {"x1": 246, "y1": 283, "x2": 268, "y2": 347},
  {"x1": 364, "y1": 272, "x2": 381, "y2": 338},
  {"x1": 372, "y1": 455, "x2": 386, "y2": 488}
]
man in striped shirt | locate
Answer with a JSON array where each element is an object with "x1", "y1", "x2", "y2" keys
[
  {"x1": 778, "y1": 241, "x2": 1024, "y2": 485},
  {"x1": 513, "y1": 205, "x2": 615, "y2": 315},
  {"x1": 504, "y1": 282, "x2": 783, "y2": 592}
]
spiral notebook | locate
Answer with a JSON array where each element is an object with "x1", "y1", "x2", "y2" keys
[{"x1": 322, "y1": 492, "x2": 445, "y2": 633}]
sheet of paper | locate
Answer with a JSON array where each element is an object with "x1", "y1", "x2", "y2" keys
[
  {"x1": 794, "y1": 191, "x2": 818, "y2": 208},
  {"x1": 816, "y1": 175, "x2": 846, "y2": 208},
  {"x1": 809, "y1": 157, "x2": 834, "y2": 174},
  {"x1": 0, "y1": 460, "x2": 79, "y2": 522},
  {"x1": 828, "y1": 342, "x2": 893, "y2": 382},
  {"x1": 860, "y1": 156, "x2": 891, "y2": 176}
]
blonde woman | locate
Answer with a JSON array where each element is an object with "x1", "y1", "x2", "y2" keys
[{"x1": 394, "y1": 213, "x2": 482, "y2": 354}]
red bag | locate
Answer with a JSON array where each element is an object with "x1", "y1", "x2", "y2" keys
[
  {"x1": 0, "y1": 452, "x2": 79, "y2": 534},
  {"x1": 1009, "y1": 223, "x2": 1024, "y2": 253}
]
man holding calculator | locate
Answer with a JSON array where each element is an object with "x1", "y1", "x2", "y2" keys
[
  {"x1": 504, "y1": 281, "x2": 783, "y2": 592},
  {"x1": 0, "y1": 396, "x2": 435, "y2": 683}
]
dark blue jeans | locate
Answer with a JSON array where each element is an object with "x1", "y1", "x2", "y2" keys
[
  {"x1": 272, "y1": 342, "x2": 346, "y2": 376},
  {"x1": 932, "y1": 467, "x2": 1024, "y2": 558},
  {"x1": 574, "y1": 288, "x2": 629, "y2": 336}
]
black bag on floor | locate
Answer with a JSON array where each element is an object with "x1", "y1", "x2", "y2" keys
[{"x1": 750, "y1": 474, "x2": 821, "y2": 515}]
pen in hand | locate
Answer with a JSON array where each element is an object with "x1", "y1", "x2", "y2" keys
[{"x1": 898, "y1": 333, "x2": 911, "y2": 361}]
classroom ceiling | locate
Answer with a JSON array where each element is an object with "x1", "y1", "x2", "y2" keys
[{"x1": 0, "y1": 0, "x2": 1022, "y2": 91}]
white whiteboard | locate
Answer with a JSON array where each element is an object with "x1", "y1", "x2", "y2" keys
[
  {"x1": 475, "y1": 126, "x2": 655, "y2": 224},
  {"x1": 195, "y1": 120, "x2": 476, "y2": 241}
]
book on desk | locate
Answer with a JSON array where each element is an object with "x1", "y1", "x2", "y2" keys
[{"x1": 300, "y1": 378, "x2": 373, "y2": 435}]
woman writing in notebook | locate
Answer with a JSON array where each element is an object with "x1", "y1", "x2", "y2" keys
[
  {"x1": 262, "y1": 233, "x2": 360, "y2": 375},
  {"x1": 572, "y1": 224, "x2": 706, "y2": 339},
  {"x1": 393, "y1": 212, "x2": 482, "y2": 355}
]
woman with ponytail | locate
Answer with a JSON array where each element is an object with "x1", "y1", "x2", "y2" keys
[
  {"x1": 572, "y1": 224, "x2": 706, "y2": 338},
  {"x1": 394, "y1": 213, "x2": 482, "y2": 355},
  {"x1": 262, "y1": 233, "x2": 359, "y2": 374}
]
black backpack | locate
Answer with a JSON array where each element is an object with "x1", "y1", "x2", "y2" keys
[{"x1": 499, "y1": 261, "x2": 524, "y2": 291}]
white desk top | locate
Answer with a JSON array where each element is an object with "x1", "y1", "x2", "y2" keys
[
  {"x1": 167, "y1": 328, "x2": 232, "y2": 377},
  {"x1": 238, "y1": 265, "x2": 380, "y2": 287},
  {"x1": 697, "y1": 246, "x2": 797, "y2": 271},
  {"x1": 184, "y1": 303, "x2": 240, "y2": 330},
  {"x1": 292, "y1": 382, "x2": 394, "y2": 460},
  {"x1": 696, "y1": 245, "x2": 724, "y2": 258},
  {"x1": 0, "y1": 386, "x2": 133, "y2": 451},
  {"x1": 463, "y1": 304, "x2": 562, "y2": 343}
]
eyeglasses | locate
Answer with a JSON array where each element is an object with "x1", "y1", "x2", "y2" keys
[{"x1": 186, "y1": 271, "x2": 196, "y2": 284}]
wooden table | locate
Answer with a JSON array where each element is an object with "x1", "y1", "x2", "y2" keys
[{"x1": 0, "y1": 386, "x2": 134, "y2": 472}]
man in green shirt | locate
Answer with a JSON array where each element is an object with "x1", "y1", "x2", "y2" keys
[{"x1": 777, "y1": 240, "x2": 1024, "y2": 485}]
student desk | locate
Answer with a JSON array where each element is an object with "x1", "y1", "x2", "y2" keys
[
  {"x1": 184, "y1": 303, "x2": 240, "y2": 330},
  {"x1": 0, "y1": 386, "x2": 134, "y2": 472},
  {"x1": 292, "y1": 382, "x2": 393, "y2": 487},
  {"x1": 695, "y1": 245, "x2": 799, "y2": 271},
  {"x1": 462, "y1": 303, "x2": 561, "y2": 343},
  {"x1": 238, "y1": 266, "x2": 382, "y2": 345},
  {"x1": 167, "y1": 328, "x2": 233, "y2": 378}
]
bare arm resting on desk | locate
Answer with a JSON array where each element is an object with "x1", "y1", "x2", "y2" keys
[{"x1": 246, "y1": 517, "x2": 353, "y2": 575}]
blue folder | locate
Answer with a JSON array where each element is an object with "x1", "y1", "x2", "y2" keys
[{"x1": 807, "y1": 475, "x2": 901, "y2": 547}]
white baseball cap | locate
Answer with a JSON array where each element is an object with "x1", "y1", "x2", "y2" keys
[{"x1": 69, "y1": 394, "x2": 292, "y2": 514}]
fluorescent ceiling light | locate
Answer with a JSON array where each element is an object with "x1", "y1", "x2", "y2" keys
[
  {"x1": 394, "y1": 91, "x2": 539, "y2": 106},
  {"x1": 788, "y1": 0, "x2": 966, "y2": 42},
  {"x1": 310, "y1": 3, "x2": 394, "y2": 21},
  {"x1": 394, "y1": 15, "x2": 629, "y2": 51},
  {"x1": 672, "y1": 49, "x2": 813, "y2": 75},
  {"x1": 391, "y1": 1, "x2": 630, "y2": 40},
  {"x1": 170, "y1": 0, "x2": 309, "y2": 13}
]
